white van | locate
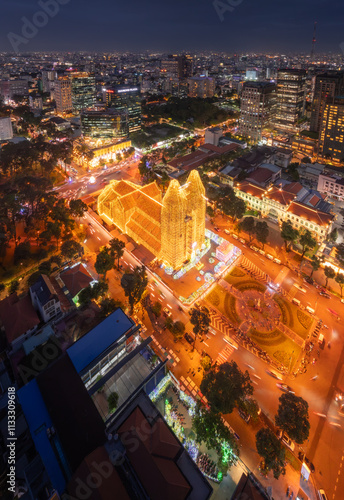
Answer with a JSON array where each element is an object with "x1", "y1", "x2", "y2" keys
[
  {"x1": 266, "y1": 254, "x2": 274, "y2": 260},
  {"x1": 273, "y1": 258, "x2": 281, "y2": 264},
  {"x1": 306, "y1": 306, "x2": 315, "y2": 315},
  {"x1": 318, "y1": 489, "x2": 328, "y2": 500},
  {"x1": 232, "y1": 233, "x2": 238, "y2": 239},
  {"x1": 318, "y1": 334, "x2": 325, "y2": 347},
  {"x1": 292, "y1": 298, "x2": 301, "y2": 306}
]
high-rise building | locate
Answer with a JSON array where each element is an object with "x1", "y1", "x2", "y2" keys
[
  {"x1": 161, "y1": 55, "x2": 193, "y2": 79},
  {"x1": 0, "y1": 117, "x2": 13, "y2": 140},
  {"x1": 275, "y1": 69, "x2": 306, "y2": 132},
  {"x1": 104, "y1": 85, "x2": 141, "y2": 133},
  {"x1": 0, "y1": 79, "x2": 29, "y2": 101},
  {"x1": 81, "y1": 108, "x2": 128, "y2": 139},
  {"x1": 239, "y1": 81, "x2": 276, "y2": 142},
  {"x1": 54, "y1": 77, "x2": 72, "y2": 114},
  {"x1": 70, "y1": 72, "x2": 96, "y2": 112},
  {"x1": 187, "y1": 76, "x2": 215, "y2": 98},
  {"x1": 310, "y1": 71, "x2": 344, "y2": 133},
  {"x1": 41, "y1": 70, "x2": 56, "y2": 93},
  {"x1": 319, "y1": 96, "x2": 344, "y2": 163}
]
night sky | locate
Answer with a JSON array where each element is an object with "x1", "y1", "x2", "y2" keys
[{"x1": 1, "y1": 0, "x2": 344, "y2": 53}]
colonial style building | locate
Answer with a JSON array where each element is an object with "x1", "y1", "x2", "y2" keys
[
  {"x1": 98, "y1": 170, "x2": 206, "y2": 269},
  {"x1": 235, "y1": 181, "x2": 334, "y2": 241}
]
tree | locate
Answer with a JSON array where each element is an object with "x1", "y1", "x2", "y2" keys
[
  {"x1": 192, "y1": 404, "x2": 239, "y2": 470},
  {"x1": 121, "y1": 265, "x2": 148, "y2": 314},
  {"x1": 329, "y1": 228, "x2": 338, "y2": 243},
  {"x1": 201, "y1": 355, "x2": 212, "y2": 371},
  {"x1": 200, "y1": 360, "x2": 254, "y2": 415},
  {"x1": 60, "y1": 239, "x2": 83, "y2": 259},
  {"x1": 255, "y1": 221, "x2": 269, "y2": 249},
  {"x1": 13, "y1": 241, "x2": 31, "y2": 264},
  {"x1": 98, "y1": 298, "x2": 123, "y2": 319},
  {"x1": 189, "y1": 305, "x2": 210, "y2": 351},
  {"x1": 107, "y1": 392, "x2": 119, "y2": 413},
  {"x1": 238, "y1": 398, "x2": 260, "y2": 421},
  {"x1": 9, "y1": 280, "x2": 19, "y2": 294},
  {"x1": 109, "y1": 237, "x2": 125, "y2": 269},
  {"x1": 95, "y1": 247, "x2": 114, "y2": 279},
  {"x1": 151, "y1": 301, "x2": 162, "y2": 317},
  {"x1": 299, "y1": 229, "x2": 316, "y2": 259},
  {"x1": 310, "y1": 255, "x2": 321, "y2": 278},
  {"x1": 301, "y1": 156, "x2": 311, "y2": 164},
  {"x1": 69, "y1": 199, "x2": 88, "y2": 218},
  {"x1": 171, "y1": 320, "x2": 185, "y2": 340},
  {"x1": 255, "y1": 428, "x2": 286, "y2": 479},
  {"x1": 335, "y1": 273, "x2": 344, "y2": 298},
  {"x1": 336, "y1": 243, "x2": 344, "y2": 268},
  {"x1": 281, "y1": 221, "x2": 299, "y2": 252},
  {"x1": 275, "y1": 393, "x2": 310, "y2": 444},
  {"x1": 324, "y1": 265, "x2": 336, "y2": 288},
  {"x1": 239, "y1": 216, "x2": 256, "y2": 243}
]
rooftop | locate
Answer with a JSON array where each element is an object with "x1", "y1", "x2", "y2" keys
[
  {"x1": 30, "y1": 274, "x2": 58, "y2": 307},
  {"x1": 0, "y1": 293, "x2": 40, "y2": 344},
  {"x1": 60, "y1": 263, "x2": 93, "y2": 298},
  {"x1": 67, "y1": 308, "x2": 134, "y2": 374}
]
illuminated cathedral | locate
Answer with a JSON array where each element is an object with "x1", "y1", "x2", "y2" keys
[{"x1": 97, "y1": 170, "x2": 206, "y2": 270}]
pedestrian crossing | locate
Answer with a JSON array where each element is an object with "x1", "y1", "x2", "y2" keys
[
  {"x1": 239, "y1": 256, "x2": 271, "y2": 283},
  {"x1": 215, "y1": 344, "x2": 234, "y2": 365},
  {"x1": 210, "y1": 310, "x2": 232, "y2": 336},
  {"x1": 150, "y1": 334, "x2": 179, "y2": 367}
]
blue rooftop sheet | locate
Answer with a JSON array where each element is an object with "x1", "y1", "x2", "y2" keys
[
  {"x1": 67, "y1": 308, "x2": 134, "y2": 373},
  {"x1": 18, "y1": 380, "x2": 66, "y2": 495}
]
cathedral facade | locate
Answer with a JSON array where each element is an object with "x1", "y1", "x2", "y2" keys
[{"x1": 97, "y1": 170, "x2": 206, "y2": 270}]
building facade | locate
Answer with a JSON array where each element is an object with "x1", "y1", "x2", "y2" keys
[
  {"x1": 187, "y1": 77, "x2": 215, "y2": 98},
  {"x1": 275, "y1": 69, "x2": 306, "y2": 133},
  {"x1": 235, "y1": 181, "x2": 334, "y2": 242},
  {"x1": 70, "y1": 72, "x2": 96, "y2": 112},
  {"x1": 317, "y1": 173, "x2": 344, "y2": 199},
  {"x1": 239, "y1": 81, "x2": 276, "y2": 142},
  {"x1": 318, "y1": 96, "x2": 344, "y2": 163},
  {"x1": 98, "y1": 170, "x2": 206, "y2": 270},
  {"x1": 54, "y1": 77, "x2": 72, "y2": 114},
  {"x1": 310, "y1": 71, "x2": 344, "y2": 133},
  {"x1": 81, "y1": 108, "x2": 128, "y2": 139},
  {"x1": 0, "y1": 117, "x2": 13, "y2": 140},
  {"x1": 104, "y1": 85, "x2": 141, "y2": 133}
]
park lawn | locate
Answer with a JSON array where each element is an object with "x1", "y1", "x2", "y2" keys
[
  {"x1": 273, "y1": 295, "x2": 313, "y2": 340},
  {"x1": 250, "y1": 328, "x2": 302, "y2": 372},
  {"x1": 206, "y1": 285, "x2": 242, "y2": 325}
]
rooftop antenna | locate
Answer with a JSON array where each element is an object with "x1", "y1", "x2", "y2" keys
[{"x1": 311, "y1": 21, "x2": 317, "y2": 61}]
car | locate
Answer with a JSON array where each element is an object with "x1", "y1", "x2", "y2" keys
[
  {"x1": 250, "y1": 246, "x2": 259, "y2": 252},
  {"x1": 298, "y1": 452, "x2": 315, "y2": 473},
  {"x1": 184, "y1": 333, "x2": 194, "y2": 345},
  {"x1": 294, "y1": 284, "x2": 307, "y2": 293},
  {"x1": 258, "y1": 249, "x2": 265, "y2": 256},
  {"x1": 266, "y1": 369, "x2": 283, "y2": 380},
  {"x1": 163, "y1": 307, "x2": 172, "y2": 317},
  {"x1": 276, "y1": 383, "x2": 295, "y2": 394},
  {"x1": 238, "y1": 408, "x2": 251, "y2": 423},
  {"x1": 319, "y1": 291, "x2": 330, "y2": 298},
  {"x1": 338, "y1": 404, "x2": 344, "y2": 416},
  {"x1": 305, "y1": 276, "x2": 314, "y2": 284},
  {"x1": 239, "y1": 238, "x2": 246, "y2": 244},
  {"x1": 266, "y1": 254, "x2": 274, "y2": 260},
  {"x1": 213, "y1": 227, "x2": 220, "y2": 232},
  {"x1": 232, "y1": 233, "x2": 239, "y2": 239},
  {"x1": 277, "y1": 430, "x2": 295, "y2": 451},
  {"x1": 224, "y1": 229, "x2": 231, "y2": 235}
]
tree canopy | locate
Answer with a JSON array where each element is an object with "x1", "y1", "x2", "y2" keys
[
  {"x1": 281, "y1": 221, "x2": 299, "y2": 251},
  {"x1": 275, "y1": 393, "x2": 310, "y2": 444},
  {"x1": 121, "y1": 265, "x2": 148, "y2": 313},
  {"x1": 200, "y1": 360, "x2": 254, "y2": 415},
  {"x1": 189, "y1": 305, "x2": 210, "y2": 351},
  {"x1": 256, "y1": 428, "x2": 286, "y2": 479}
]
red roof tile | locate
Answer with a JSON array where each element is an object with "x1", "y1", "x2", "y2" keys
[
  {"x1": 287, "y1": 202, "x2": 334, "y2": 226},
  {"x1": 0, "y1": 294, "x2": 39, "y2": 344},
  {"x1": 60, "y1": 264, "x2": 93, "y2": 298}
]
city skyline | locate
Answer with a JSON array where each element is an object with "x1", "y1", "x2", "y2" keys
[{"x1": 1, "y1": 0, "x2": 344, "y2": 53}]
